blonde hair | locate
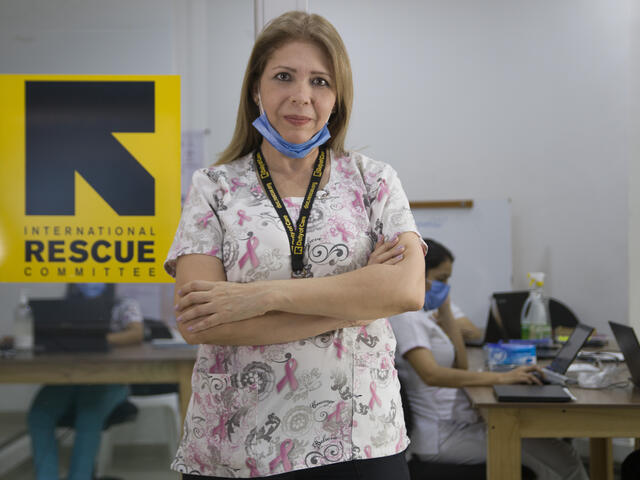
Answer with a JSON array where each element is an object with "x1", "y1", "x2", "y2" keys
[{"x1": 216, "y1": 11, "x2": 353, "y2": 165}]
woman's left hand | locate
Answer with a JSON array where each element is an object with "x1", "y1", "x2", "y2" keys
[
  {"x1": 174, "y1": 280, "x2": 272, "y2": 333},
  {"x1": 367, "y1": 234, "x2": 405, "y2": 266}
]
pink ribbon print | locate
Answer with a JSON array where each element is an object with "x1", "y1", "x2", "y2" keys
[
  {"x1": 364, "y1": 445, "x2": 372, "y2": 458},
  {"x1": 352, "y1": 190, "x2": 365, "y2": 210},
  {"x1": 209, "y1": 352, "x2": 226, "y2": 374},
  {"x1": 237, "y1": 209, "x2": 251, "y2": 225},
  {"x1": 369, "y1": 381, "x2": 382, "y2": 410},
  {"x1": 197, "y1": 211, "x2": 214, "y2": 227},
  {"x1": 276, "y1": 358, "x2": 299, "y2": 393},
  {"x1": 238, "y1": 236, "x2": 260, "y2": 269},
  {"x1": 283, "y1": 197, "x2": 296, "y2": 209},
  {"x1": 230, "y1": 177, "x2": 246, "y2": 192},
  {"x1": 330, "y1": 220, "x2": 353, "y2": 242},
  {"x1": 211, "y1": 414, "x2": 228, "y2": 441},
  {"x1": 377, "y1": 179, "x2": 390, "y2": 202},
  {"x1": 358, "y1": 325, "x2": 368, "y2": 339},
  {"x1": 269, "y1": 439, "x2": 294, "y2": 473},
  {"x1": 336, "y1": 157, "x2": 354, "y2": 177},
  {"x1": 325, "y1": 401, "x2": 346, "y2": 424},
  {"x1": 333, "y1": 338, "x2": 347, "y2": 359},
  {"x1": 246, "y1": 458, "x2": 261, "y2": 477},
  {"x1": 380, "y1": 356, "x2": 390, "y2": 370},
  {"x1": 193, "y1": 452, "x2": 208, "y2": 472}
]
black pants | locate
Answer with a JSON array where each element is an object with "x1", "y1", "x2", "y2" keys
[{"x1": 182, "y1": 452, "x2": 410, "y2": 480}]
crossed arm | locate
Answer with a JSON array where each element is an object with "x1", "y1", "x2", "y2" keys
[{"x1": 173, "y1": 232, "x2": 425, "y2": 345}]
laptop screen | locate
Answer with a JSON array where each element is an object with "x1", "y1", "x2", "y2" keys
[
  {"x1": 609, "y1": 321, "x2": 640, "y2": 388},
  {"x1": 548, "y1": 323, "x2": 594, "y2": 374},
  {"x1": 30, "y1": 298, "x2": 112, "y2": 353}
]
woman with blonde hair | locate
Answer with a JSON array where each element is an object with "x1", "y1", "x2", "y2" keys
[{"x1": 167, "y1": 11, "x2": 424, "y2": 479}]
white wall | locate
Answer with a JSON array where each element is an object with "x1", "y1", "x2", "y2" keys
[{"x1": 310, "y1": 0, "x2": 632, "y2": 336}]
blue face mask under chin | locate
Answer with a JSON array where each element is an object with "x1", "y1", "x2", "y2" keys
[
  {"x1": 251, "y1": 93, "x2": 331, "y2": 158},
  {"x1": 424, "y1": 280, "x2": 450, "y2": 311}
]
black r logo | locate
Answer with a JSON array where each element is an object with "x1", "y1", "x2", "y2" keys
[{"x1": 25, "y1": 81, "x2": 155, "y2": 216}]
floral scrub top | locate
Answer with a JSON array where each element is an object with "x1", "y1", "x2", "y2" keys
[{"x1": 165, "y1": 150, "x2": 422, "y2": 478}]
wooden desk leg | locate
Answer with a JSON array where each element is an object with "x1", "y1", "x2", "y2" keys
[
  {"x1": 487, "y1": 408, "x2": 521, "y2": 480},
  {"x1": 177, "y1": 361, "x2": 193, "y2": 430},
  {"x1": 590, "y1": 438, "x2": 613, "y2": 480}
]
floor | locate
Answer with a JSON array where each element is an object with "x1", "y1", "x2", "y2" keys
[{"x1": 0, "y1": 444, "x2": 177, "y2": 480}]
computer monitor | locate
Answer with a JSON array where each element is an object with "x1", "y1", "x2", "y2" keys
[{"x1": 609, "y1": 321, "x2": 640, "y2": 388}]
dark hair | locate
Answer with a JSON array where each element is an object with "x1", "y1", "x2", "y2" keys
[{"x1": 423, "y1": 238, "x2": 454, "y2": 274}]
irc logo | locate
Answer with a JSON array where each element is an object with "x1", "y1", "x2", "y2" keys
[
  {"x1": 25, "y1": 81, "x2": 155, "y2": 216},
  {"x1": 0, "y1": 74, "x2": 181, "y2": 283}
]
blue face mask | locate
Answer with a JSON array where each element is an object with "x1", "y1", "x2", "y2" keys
[
  {"x1": 76, "y1": 283, "x2": 107, "y2": 299},
  {"x1": 424, "y1": 280, "x2": 450, "y2": 311},
  {"x1": 251, "y1": 93, "x2": 331, "y2": 159}
]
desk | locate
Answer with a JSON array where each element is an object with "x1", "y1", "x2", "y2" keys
[
  {"x1": 0, "y1": 344, "x2": 197, "y2": 423},
  {"x1": 464, "y1": 348, "x2": 640, "y2": 480}
]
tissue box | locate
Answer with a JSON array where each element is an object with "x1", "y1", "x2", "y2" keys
[{"x1": 483, "y1": 342, "x2": 536, "y2": 371}]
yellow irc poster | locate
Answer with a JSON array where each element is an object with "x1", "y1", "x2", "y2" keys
[{"x1": 0, "y1": 75, "x2": 181, "y2": 283}]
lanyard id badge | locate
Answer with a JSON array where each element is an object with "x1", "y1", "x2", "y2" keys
[{"x1": 254, "y1": 148, "x2": 327, "y2": 278}]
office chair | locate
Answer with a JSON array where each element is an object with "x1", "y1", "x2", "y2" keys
[{"x1": 548, "y1": 298, "x2": 579, "y2": 330}]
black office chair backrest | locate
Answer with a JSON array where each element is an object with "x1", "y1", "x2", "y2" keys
[
  {"x1": 58, "y1": 400, "x2": 138, "y2": 430},
  {"x1": 398, "y1": 377, "x2": 413, "y2": 436},
  {"x1": 548, "y1": 298, "x2": 579, "y2": 330},
  {"x1": 142, "y1": 318, "x2": 173, "y2": 342}
]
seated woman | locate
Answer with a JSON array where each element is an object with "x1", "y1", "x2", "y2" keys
[
  {"x1": 419, "y1": 239, "x2": 482, "y2": 342},
  {"x1": 387, "y1": 238, "x2": 588, "y2": 480},
  {"x1": 27, "y1": 283, "x2": 144, "y2": 480}
]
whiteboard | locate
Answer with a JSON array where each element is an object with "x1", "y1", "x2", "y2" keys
[{"x1": 412, "y1": 198, "x2": 512, "y2": 328}]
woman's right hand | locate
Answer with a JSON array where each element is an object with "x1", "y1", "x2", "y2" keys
[
  {"x1": 367, "y1": 235, "x2": 405, "y2": 266},
  {"x1": 499, "y1": 365, "x2": 544, "y2": 385}
]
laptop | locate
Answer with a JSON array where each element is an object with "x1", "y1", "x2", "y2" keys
[
  {"x1": 31, "y1": 298, "x2": 112, "y2": 353},
  {"x1": 608, "y1": 321, "x2": 640, "y2": 388},
  {"x1": 493, "y1": 384, "x2": 574, "y2": 402},
  {"x1": 538, "y1": 322, "x2": 594, "y2": 383},
  {"x1": 493, "y1": 322, "x2": 594, "y2": 401}
]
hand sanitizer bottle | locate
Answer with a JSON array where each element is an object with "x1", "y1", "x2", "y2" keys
[
  {"x1": 14, "y1": 289, "x2": 34, "y2": 350},
  {"x1": 520, "y1": 273, "x2": 552, "y2": 343}
]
